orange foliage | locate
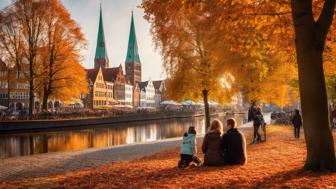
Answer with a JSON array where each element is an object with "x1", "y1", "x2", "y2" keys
[
  {"x1": 1, "y1": 126, "x2": 336, "y2": 188},
  {"x1": 142, "y1": 0, "x2": 297, "y2": 106},
  {"x1": 36, "y1": 0, "x2": 87, "y2": 103},
  {"x1": 0, "y1": 0, "x2": 88, "y2": 106}
]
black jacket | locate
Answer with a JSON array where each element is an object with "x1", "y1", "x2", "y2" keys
[
  {"x1": 292, "y1": 114, "x2": 302, "y2": 127},
  {"x1": 221, "y1": 128, "x2": 247, "y2": 165},
  {"x1": 248, "y1": 106, "x2": 257, "y2": 122}
]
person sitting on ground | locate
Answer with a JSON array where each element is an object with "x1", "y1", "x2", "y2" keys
[
  {"x1": 202, "y1": 119, "x2": 225, "y2": 166},
  {"x1": 221, "y1": 118, "x2": 247, "y2": 165},
  {"x1": 178, "y1": 126, "x2": 202, "y2": 168},
  {"x1": 291, "y1": 109, "x2": 302, "y2": 139}
]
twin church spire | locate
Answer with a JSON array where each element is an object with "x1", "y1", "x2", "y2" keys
[
  {"x1": 94, "y1": 6, "x2": 141, "y2": 70},
  {"x1": 94, "y1": 4, "x2": 109, "y2": 69},
  {"x1": 125, "y1": 11, "x2": 141, "y2": 64}
]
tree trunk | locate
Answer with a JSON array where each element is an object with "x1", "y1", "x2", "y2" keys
[
  {"x1": 42, "y1": 86, "x2": 48, "y2": 111},
  {"x1": 202, "y1": 89, "x2": 210, "y2": 130},
  {"x1": 6, "y1": 68, "x2": 10, "y2": 108},
  {"x1": 28, "y1": 61, "x2": 34, "y2": 119},
  {"x1": 292, "y1": 0, "x2": 336, "y2": 171}
]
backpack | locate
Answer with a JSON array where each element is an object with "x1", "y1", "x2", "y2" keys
[{"x1": 254, "y1": 114, "x2": 264, "y2": 126}]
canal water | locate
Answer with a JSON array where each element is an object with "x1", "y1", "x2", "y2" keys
[{"x1": 0, "y1": 114, "x2": 247, "y2": 158}]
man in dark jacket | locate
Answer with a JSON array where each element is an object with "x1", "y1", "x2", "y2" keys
[
  {"x1": 248, "y1": 102, "x2": 257, "y2": 122},
  {"x1": 292, "y1": 109, "x2": 302, "y2": 138},
  {"x1": 221, "y1": 118, "x2": 247, "y2": 165}
]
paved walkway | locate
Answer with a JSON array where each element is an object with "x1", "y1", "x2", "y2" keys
[
  {"x1": 0, "y1": 137, "x2": 189, "y2": 181},
  {"x1": 0, "y1": 115, "x2": 269, "y2": 182}
]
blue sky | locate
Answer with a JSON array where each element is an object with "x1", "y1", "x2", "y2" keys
[{"x1": 0, "y1": 0, "x2": 165, "y2": 81}]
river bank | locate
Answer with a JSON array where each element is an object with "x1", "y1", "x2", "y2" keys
[
  {"x1": 0, "y1": 119, "x2": 254, "y2": 182},
  {"x1": 0, "y1": 111, "x2": 230, "y2": 133}
]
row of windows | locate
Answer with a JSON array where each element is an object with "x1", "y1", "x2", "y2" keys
[
  {"x1": 94, "y1": 91, "x2": 113, "y2": 98},
  {"x1": 17, "y1": 83, "x2": 29, "y2": 89},
  {"x1": 146, "y1": 97, "x2": 155, "y2": 101},
  {"x1": 106, "y1": 85, "x2": 113, "y2": 90},
  {"x1": 97, "y1": 76, "x2": 103, "y2": 81},
  {"x1": 10, "y1": 92, "x2": 29, "y2": 99},
  {"x1": 0, "y1": 81, "x2": 8, "y2": 89},
  {"x1": 95, "y1": 91, "x2": 110, "y2": 97},
  {"x1": 0, "y1": 81, "x2": 29, "y2": 89},
  {"x1": 96, "y1": 82, "x2": 105, "y2": 89},
  {"x1": 0, "y1": 93, "x2": 8, "y2": 99},
  {"x1": 94, "y1": 100, "x2": 106, "y2": 106},
  {"x1": 0, "y1": 71, "x2": 7, "y2": 77}
]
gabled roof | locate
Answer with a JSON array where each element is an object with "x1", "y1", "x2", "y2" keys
[
  {"x1": 125, "y1": 11, "x2": 141, "y2": 64},
  {"x1": 102, "y1": 67, "x2": 120, "y2": 82},
  {"x1": 139, "y1": 81, "x2": 148, "y2": 91},
  {"x1": 152, "y1": 80, "x2": 164, "y2": 90},
  {"x1": 86, "y1": 68, "x2": 99, "y2": 83}
]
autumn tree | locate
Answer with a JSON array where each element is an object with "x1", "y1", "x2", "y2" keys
[
  {"x1": 143, "y1": 0, "x2": 336, "y2": 171},
  {"x1": 0, "y1": 0, "x2": 88, "y2": 115},
  {"x1": 242, "y1": 0, "x2": 336, "y2": 171},
  {"x1": 290, "y1": 0, "x2": 336, "y2": 171},
  {"x1": 142, "y1": 0, "x2": 296, "y2": 128},
  {"x1": 143, "y1": 1, "x2": 240, "y2": 128},
  {"x1": 13, "y1": 0, "x2": 45, "y2": 117},
  {"x1": 0, "y1": 9, "x2": 25, "y2": 108},
  {"x1": 38, "y1": 0, "x2": 87, "y2": 110}
]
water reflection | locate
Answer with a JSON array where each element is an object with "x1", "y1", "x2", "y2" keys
[{"x1": 0, "y1": 114, "x2": 245, "y2": 158}]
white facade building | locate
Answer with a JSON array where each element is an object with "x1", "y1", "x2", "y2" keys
[
  {"x1": 124, "y1": 83, "x2": 133, "y2": 106},
  {"x1": 139, "y1": 80, "x2": 155, "y2": 108}
]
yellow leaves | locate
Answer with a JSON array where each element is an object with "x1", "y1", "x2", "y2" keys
[{"x1": 142, "y1": 0, "x2": 300, "y2": 106}]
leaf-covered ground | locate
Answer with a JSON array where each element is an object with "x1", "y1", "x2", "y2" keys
[{"x1": 1, "y1": 125, "x2": 336, "y2": 189}]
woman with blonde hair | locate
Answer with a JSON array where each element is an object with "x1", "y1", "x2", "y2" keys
[{"x1": 202, "y1": 119, "x2": 225, "y2": 166}]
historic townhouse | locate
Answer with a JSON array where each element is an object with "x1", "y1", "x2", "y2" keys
[
  {"x1": 102, "y1": 66, "x2": 127, "y2": 105},
  {"x1": 85, "y1": 67, "x2": 115, "y2": 109},
  {"x1": 153, "y1": 80, "x2": 166, "y2": 108},
  {"x1": 0, "y1": 61, "x2": 30, "y2": 111},
  {"x1": 139, "y1": 80, "x2": 155, "y2": 108},
  {"x1": 125, "y1": 79, "x2": 133, "y2": 106}
]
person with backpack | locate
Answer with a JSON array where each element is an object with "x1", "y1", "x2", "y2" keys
[
  {"x1": 292, "y1": 109, "x2": 302, "y2": 138},
  {"x1": 253, "y1": 107, "x2": 265, "y2": 143},
  {"x1": 178, "y1": 126, "x2": 202, "y2": 168}
]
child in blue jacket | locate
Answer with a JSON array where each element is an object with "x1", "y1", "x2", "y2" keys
[{"x1": 178, "y1": 126, "x2": 202, "y2": 168}]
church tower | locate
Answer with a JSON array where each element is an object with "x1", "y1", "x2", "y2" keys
[
  {"x1": 125, "y1": 11, "x2": 141, "y2": 85},
  {"x1": 94, "y1": 4, "x2": 109, "y2": 69}
]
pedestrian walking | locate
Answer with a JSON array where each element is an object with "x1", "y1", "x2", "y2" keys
[
  {"x1": 292, "y1": 109, "x2": 302, "y2": 139},
  {"x1": 253, "y1": 107, "x2": 265, "y2": 143}
]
